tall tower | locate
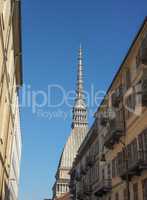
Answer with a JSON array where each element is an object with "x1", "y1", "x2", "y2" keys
[
  {"x1": 52, "y1": 46, "x2": 88, "y2": 199},
  {"x1": 72, "y1": 45, "x2": 88, "y2": 128}
]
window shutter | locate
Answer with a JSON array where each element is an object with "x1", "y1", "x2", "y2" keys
[
  {"x1": 140, "y1": 34, "x2": 147, "y2": 65},
  {"x1": 107, "y1": 163, "x2": 111, "y2": 179},
  {"x1": 138, "y1": 132, "x2": 144, "y2": 151},
  {"x1": 133, "y1": 183, "x2": 139, "y2": 200},
  {"x1": 115, "y1": 192, "x2": 119, "y2": 200},
  {"x1": 132, "y1": 139, "x2": 138, "y2": 163},
  {"x1": 127, "y1": 144, "x2": 132, "y2": 169},
  {"x1": 143, "y1": 129, "x2": 147, "y2": 161},
  {"x1": 142, "y1": 179, "x2": 147, "y2": 200},
  {"x1": 142, "y1": 68, "x2": 147, "y2": 106},
  {"x1": 117, "y1": 152, "x2": 121, "y2": 175},
  {"x1": 125, "y1": 68, "x2": 131, "y2": 90},
  {"x1": 143, "y1": 129, "x2": 147, "y2": 149},
  {"x1": 112, "y1": 159, "x2": 116, "y2": 177},
  {"x1": 123, "y1": 189, "x2": 128, "y2": 200}
]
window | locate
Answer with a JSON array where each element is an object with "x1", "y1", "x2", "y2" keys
[
  {"x1": 140, "y1": 34, "x2": 147, "y2": 65},
  {"x1": 125, "y1": 93, "x2": 136, "y2": 119},
  {"x1": 115, "y1": 192, "x2": 119, "y2": 200},
  {"x1": 102, "y1": 169, "x2": 105, "y2": 180},
  {"x1": 127, "y1": 143, "x2": 133, "y2": 168},
  {"x1": 107, "y1": 163, "x2": 111, "y2": 179},
  {"x1": 142, "y1": 179, "x2": 147, "y2": 200},
  {"x1": 133, "y1": 183, "x2": 138, "y2": 200},
  {"x1": 112, "y1": 158, "x2": 116, "y2": 177},
  {"x1": 123, "y1": 189, "x2": 128, "y2": 200},
  {"x1": 125, "y1": 68, "x2": 131, "y2": 90},
  {"x1": 138, "y1": 129, "x2": 147, "y2": 160},
  {"x1": 117, "y1": 152, "x2": 122, "y2": 175},
  {"x1": 132, "y1": 139, "x2": 138, "y2": 163}
]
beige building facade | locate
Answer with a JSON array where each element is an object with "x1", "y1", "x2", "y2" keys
[
  {"x1": 70, "y1": 17, "x2": 147, "y2": 200},
  {"x1": 0, "y1": 0, "x2": 22, "y2": 200}
]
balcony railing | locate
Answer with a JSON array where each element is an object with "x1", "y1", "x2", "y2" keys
[
  {"x1": 94, "y1": 179, "x2": 112, "y2": 197},
  {"x1": 120, "y1": 150, "x2": 147, "y2": 180},
  {"x1": 104, "y1": 118, "x2": 124, "y2": 149}
]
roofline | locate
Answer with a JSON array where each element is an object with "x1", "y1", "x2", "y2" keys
[{"x1": 96, "y1": 16, "x2": 147, "y2": 113}]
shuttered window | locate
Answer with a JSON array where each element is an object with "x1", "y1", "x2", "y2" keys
[
  {"x1": 133, "y1": 183, "x2": 138, "y2": 200},
  {"x1": 138, "y1": 132, "x2": 144, "y2": 151},
  {"x1": 143, "y1": 129, "x2": 147, "y2": 161},
  {"x1": 127, "y1": 143, "x2": 132, "y2": 168},
  {"x1": 124, "y1": 189, "x2": 128, "y2": 200},
  {"x1": 115, "y1": 192, "x2": 119, "y2": 200},
  {"x1": 117, "y1": 152, "x2": 122, "y2": 175},
  {"x1": 107, "y1": 163, "x2": 111, "y2": 179},
  {"x1": 125, "y1": 93, "x2": 136, "y2": 119},
  {"x1": 112, "y1": 158, "x2": 116, "y2": 177},
  {"x1": 144, "y1": 129, "x2": 147, "y2": 150},
  {"x1": 141, "y1": 34, "x2": 147, "y2": 65},
  {"x1": 125, "y1": 68, "x2": 131, "y2": 90},
  {"x1": 142, "y1": 179, "x2": 147, "y2": 200},
  {"x1": 132, "y1": 139, "x2": 138, "y2": 163},
  {"x1": 102, "y1": 169, "x2": 105, "y2": 180},
  {"x1": 138, "y1": 129, "x2": 147, "y2": 161},
  {"x1": 142, "y1": 68, "x2": 147, "y2": 107}
]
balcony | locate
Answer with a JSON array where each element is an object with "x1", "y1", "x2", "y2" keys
[
  {"x1": 83, "y1": 184, "x2": 92, "y2": 196},
  {"x1": 94, "y1": 179, "x2": 112, "y2": 197},
  {"x1": 120, "y1": 151, "x2": 147, "y2": 180},
  {"x1": 104, "y1": 118, "x2": 124, "y2": 149}
]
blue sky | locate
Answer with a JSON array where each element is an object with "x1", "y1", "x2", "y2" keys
[{"x1": 19, "y1": 0, "x2": 147, "y2": 200}]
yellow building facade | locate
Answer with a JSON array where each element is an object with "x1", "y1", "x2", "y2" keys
[
  {"x1": 0, "y1": 0, "x2": 22, "y2": 200},
  {"x1": 70, "y1": 17, "x2": 147, "y2": 200}
]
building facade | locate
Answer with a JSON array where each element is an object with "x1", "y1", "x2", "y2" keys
[
  {"x1": 52, "y1": 46, "x2": 88, "y2": 200},
  {"x1": 0, "y1": 0, "x2": 22, "y2": 200},
  {"x1": 70, "y1": 17, "x2": 147, "y2": 200}
]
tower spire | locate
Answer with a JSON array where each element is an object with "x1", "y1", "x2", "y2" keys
[
  {"x1": 76, "y1": 44, "x2": 84, "y2": 99},
  {"x1": 72, "y1": 45, "x2": 88, "y2": 128}
]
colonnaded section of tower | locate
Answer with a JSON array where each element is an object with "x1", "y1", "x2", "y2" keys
[{"x1": 52, "y1": 46, "x2": 88, "y2": 199}]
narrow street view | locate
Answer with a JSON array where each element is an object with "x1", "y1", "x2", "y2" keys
[{"x1": 0, "y1": 1, "x2": 147, "y2": 200}]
